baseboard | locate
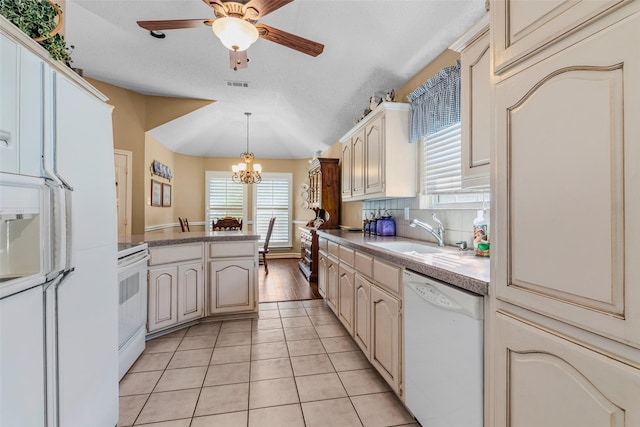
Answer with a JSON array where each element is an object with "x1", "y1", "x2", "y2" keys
[{"x1": 268, "y1": 253, "x2": 301, "y2": 259}]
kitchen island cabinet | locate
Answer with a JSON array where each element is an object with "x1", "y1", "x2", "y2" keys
[
  {"x1": 147, "y1": 243, "x2": 204, "y2": 333},
  {"x1": 125, "y1": 231, "x2": 260, "y2": 335},
  {"x1": 208, "y1": 241, "x2": 258, "y2": 315}
]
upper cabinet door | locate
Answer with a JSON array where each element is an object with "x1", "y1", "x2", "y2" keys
[
  {"x1": 341, "y1": 141, "x2": 352, "y2": 199},
  {"x1": 351, "y1": 129, "x2": 366, "y2": 197},
  {"x1": 19, "y1": 47, "x2": 45, "y2": 178},
  {"x1": 0, "y1": 34, "x2": 18, "y2": 174},
  {"x1": 492, "y1": 0, "x2": 630, "y2": 74},
  {"x1": 494, "y1": 10, "x2": 640, "y2": 349},
  {"x1": 460, "y1": 29, "x2": 491, "y2": 188},
  {"x1": 365, "y1": 115, "x2": 384, "y2": 195}
]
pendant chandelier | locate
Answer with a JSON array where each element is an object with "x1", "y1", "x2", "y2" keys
[{"x1": 232, "y1": 112, "x2": 262, "y2": 184}]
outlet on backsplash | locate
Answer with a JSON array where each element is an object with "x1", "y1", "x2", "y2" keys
[{"x1": 362, "y1": 198, "x2": 488, "y2": 248}]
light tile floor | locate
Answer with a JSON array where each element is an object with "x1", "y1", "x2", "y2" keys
[{"x1": 119, "y1": 300, "x2": 418, "y2": 427}]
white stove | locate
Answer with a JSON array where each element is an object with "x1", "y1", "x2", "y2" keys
[{"x1": 117, "y1": 242, "x2": 149, "y2": 379}]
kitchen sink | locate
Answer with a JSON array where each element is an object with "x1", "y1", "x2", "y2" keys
[{"x1": 368, "y1": 241, "x2": 448, "y2": 254}]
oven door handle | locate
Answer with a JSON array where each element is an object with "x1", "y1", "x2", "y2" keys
[{"x1": 118, "y1": 252, "x2": 149, "y2": 270}]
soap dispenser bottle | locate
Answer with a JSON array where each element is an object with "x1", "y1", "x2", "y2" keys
[{"x1": 473, "y1": 209, "x2": 490, "y2": 257}]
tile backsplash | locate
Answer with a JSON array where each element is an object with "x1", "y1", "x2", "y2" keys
[{"x1": 362, "y1": 198, "x2": 489, "y2": 248}]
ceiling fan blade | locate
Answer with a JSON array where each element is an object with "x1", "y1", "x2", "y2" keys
[
  {"x1": 256, "y1": 24, "x2": 324, "y2": 57},
  {"x1": 137, "y1": 19, "x2": 213, "y2": 31},
  {"x1": 245, "y1": 0, "x2": 293, "y2": 18}
]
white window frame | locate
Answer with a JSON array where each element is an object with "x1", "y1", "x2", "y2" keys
[
  {"x1": 252, "y1": 172, "x2": 292, "y2": 248},
  {"x1": 205, "y1": 171, "x2": 248, "y2": 231},
  {"x1": 420, "y1": 123, "x2": 490, "y2": 209}
]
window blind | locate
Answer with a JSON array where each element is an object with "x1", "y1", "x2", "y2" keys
[
  {"x1": 423, "y1": 122, "x2": 462, "y2": 194},
  {"x1": 206, "y1": 172, "x2": 246, "y2": 230},
  {"x1": 254, "y1": 173, "x2": 292, "y2": 247}
]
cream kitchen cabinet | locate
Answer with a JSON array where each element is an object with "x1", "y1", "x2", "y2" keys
[
  {"x1": 0, "y1": 33, "x2": 44, "y2": 177},
  {"x1": 494, "y1": 312, "x2": 640, "y2": 426},
  {"x1": 353, "y1": 273, "x2": 372, "y2": 358},
  {"x1": 148, "y1": 266, "x2": 178, "y2": 332},
  {"x1": 490, "y1": 3, "x2": 640, "y2": 425},
  {"x1": 451, "y1": 15, "x2": 490, "y2": 188},
  {"x1": 317, "y1": 249, "x2": 328, "y2": 298},
  {"x1": 370, "y1": 284, "x2": 402, "y2": 395},
  {"x1": 492, "y1": 0, "x2": 628, "y2": 74},
  {"x1": 326, "y1": 254, "x2": 339, "y2": 315},
  {"x1": 340, "y1": 102, "x2": 416, "y2": 201},
  {"x1": 208, "y1": 241, "x2": 258, "y2": 315},
  {"x1": 318, "y1": 236, "x2": 404, "y2": 396},
  {"x1": 494, "y1": 8, "x2": 640, "y2": 348},
  {"x1": 148, "y1": 243, "x2": 205, "y2": 333},
  {"x1": 338, "y1": 262, "x2": 355, "y2": 335}
]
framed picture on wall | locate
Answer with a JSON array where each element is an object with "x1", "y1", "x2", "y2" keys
[
  {"x1": 151, "y1": 179, "x2": 162, "y2": 207},
  {"x1": 162, "y1": 183, "x2": 172, "y2": 207}
]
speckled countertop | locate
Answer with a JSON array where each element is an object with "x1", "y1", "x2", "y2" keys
[
  {"x1": 317, "y1": 230, "x2": 489, "y2": 296},
  {"x1": 122, "y1": 231, "x2": 259, "y2": 247}
]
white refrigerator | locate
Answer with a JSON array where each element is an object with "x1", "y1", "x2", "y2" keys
[{"x1": 0, "y1": 45, "x2": 118, "y2": 426}]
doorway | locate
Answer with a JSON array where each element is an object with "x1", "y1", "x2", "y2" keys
[{"x1": 114, "y1": 149, "x2": 132, "y2": 240}]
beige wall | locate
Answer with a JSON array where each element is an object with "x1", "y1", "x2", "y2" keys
[
  {"x1": 145, "y1": 134, "x2": 176, "y2": 232},
  {"x1": 87, "y1": 78, "x2": 148, "y2": 235}
]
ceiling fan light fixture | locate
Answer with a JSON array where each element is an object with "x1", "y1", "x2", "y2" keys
[{"x1": 212, "y1": 17, "x2": 259, "y2": 51}]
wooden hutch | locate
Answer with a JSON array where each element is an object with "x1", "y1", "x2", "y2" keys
[{"x1": 299, "y1": 158, "x2": 340, "y2": 282}]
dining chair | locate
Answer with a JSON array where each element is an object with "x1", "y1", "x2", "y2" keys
[
  {"x1": 213, "y1": 216, "x2": 243, "y2": 231},
  {"x1": 259, "y1": 217, "x2": 276, "y2": 274},
  {"x1": 178, "y1": 217, "x2": 190, "y2": 232}
]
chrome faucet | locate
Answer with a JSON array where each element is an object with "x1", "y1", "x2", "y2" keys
[{"x1": 410, "y1": 213, "x2": 445, "y2": 247}]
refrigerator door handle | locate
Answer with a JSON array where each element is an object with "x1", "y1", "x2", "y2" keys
[
  {"x1": 43, "y1": 70, "x2": 73, "y2": 192},
  {"x1": 45, "y1": 181, "x2": 72, "y2": 280},
  {"x1": 63, "y1": 187, "x2": 73, "y2": 272}
]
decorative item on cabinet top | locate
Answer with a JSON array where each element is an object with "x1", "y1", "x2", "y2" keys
[
  {"x1": 354, "y1": 89, "x2": 397, "y2": 124},
  {"x1": 150, "y1": 160, "x2": 172, "y2": 181},
  {"x1": 0, "y1": 0, "x2": 72, "y2": 63}
]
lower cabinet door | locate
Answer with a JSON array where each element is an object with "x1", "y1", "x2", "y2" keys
[
  {"x1": 148, "y1": 266, "x2": 178, "y2": 332},
  {"x1": 177, "y1": 261, "x2": 204, "y2": 323},
  {"x1": 354, "y1": 274, "x2": 371, "y2": 358},
  {"x1": 370, "y1": 285, "x2": 401, "y2": 394},
  {"x1": 338, "y1": 263, "x2": 355, "y2": 335},
  {"x1": 318, "y1": 251, "x2": 328, "y2": 298},
  {"x1": 209, "y1": 259, "x2": 256, "y2": 314},
  {"x1": 326, "y1": 256, "x2": 339, "y2": 315},
  {"x1": 494, "y1": 312, "x2": 640, "y2": 427}
]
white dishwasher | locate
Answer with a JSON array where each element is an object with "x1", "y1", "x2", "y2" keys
[{"x1": 403, "y1": 270, "x2": 484, "y2": 427}]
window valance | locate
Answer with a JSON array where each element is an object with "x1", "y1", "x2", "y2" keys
[{"x1": 408, "y1": 62, "x2": 461, "y2": 143}]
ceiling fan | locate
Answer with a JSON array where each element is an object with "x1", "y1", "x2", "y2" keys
[{"x1": 137, "y1": 0, "x2": 324, "y2": 70}]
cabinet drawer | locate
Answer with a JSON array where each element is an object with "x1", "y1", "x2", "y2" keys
[
  {"x1": 209, "y1": 241, "x2": 256, "y2": 258},
  {"x1": 328, "y1": 241, "x2": 340, "y2": 258},
  {"x1": 318, "y1": 237, "x2": 328, "y2": 252},
  {"x1": 339, "y1": 246, "x2": 355, "y2": 267},
  {"x1": 373, "y1": 259, "x2": 401, "y2": 295},
  {"x1": 355, "y1": 252, "x2": 373, "y2": 278},
  {"x1": 149, "y1": 243, "x2": 203, "y2": 266}
]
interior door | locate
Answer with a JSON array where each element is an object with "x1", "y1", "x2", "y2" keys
[{"x1": 114, "y1": 149, "x2": 132, "y2": 239}]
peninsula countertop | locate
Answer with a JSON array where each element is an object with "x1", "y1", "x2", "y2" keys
[
  {"x1": 122, "y1": 230, "x2": 260, "y2": 248},
  {"x1": 317, "y1": 230, "x2": 489, "y2": 295}
]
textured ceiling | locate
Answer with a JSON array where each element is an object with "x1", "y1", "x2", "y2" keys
[{"x1": 65, "y1": 0, "x2": 485, "y2": 159}]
